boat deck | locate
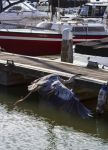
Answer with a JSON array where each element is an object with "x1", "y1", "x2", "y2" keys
[{"x1": 0, "y1": 28, "x2": 60, "y2": 34}]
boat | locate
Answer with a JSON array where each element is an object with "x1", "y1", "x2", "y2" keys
[
  {"x1": 75, "y1": 37, "x2": 108, "y2": 56},
  {"x1": 58, "y1": 0, "x2": 108, "y2": 23},
  {"x1": 75, "y1": 37, "x2": 108, "y2": 67},
  {"x1": 0, "y1": 0, "x2": 108, "y2": 56},
  {"x1": 0, "y1": 1, "x2": 50, "y2": 27},
  {"x1": 36, "y1": 0, "x2": 108, "y2": 44},
  {"x1": 36, "y1": 19, "x2": 108, "y2": 43},
  {"x1": 78, "y1": 0, "x2": 108, "y2": 18},
  {"x1": 0, "y1": 28, "x2": 62, "y2": 56}
]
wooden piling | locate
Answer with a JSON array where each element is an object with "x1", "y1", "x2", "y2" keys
[{"x1": 61, "y1": 28, "x2": 73, "y2": 63}]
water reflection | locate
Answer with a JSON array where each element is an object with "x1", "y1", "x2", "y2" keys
[{"x1": 0, "y1": 85, "x2": 108, "y2": 150}]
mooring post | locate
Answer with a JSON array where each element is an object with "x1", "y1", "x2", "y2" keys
[{"x1": 61, "y1": 28, "x2": 73, "y2": 63}]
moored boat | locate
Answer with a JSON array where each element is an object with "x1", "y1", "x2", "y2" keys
[
  {"x1": 0, "y1": 28, "x2": 62, "y2": 56},
  {"x1": 0, "y1": 1, "x2": 50, "y2": 27},
  {"x1": 75, "y1": 37, "x2": 108, "y2": 68},
  {"x1": 36, "y1": 19, "x2": 108, "y2": 43},
  {"x1": 75, "y1": 37, "x2": 108, "y2": 57},
  {"x1": 79, "y1": 0, "x2": 108, "y2": 18}
]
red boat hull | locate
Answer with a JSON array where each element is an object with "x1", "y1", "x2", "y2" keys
[
  {"x1": 0, "y1": 30, "x2": 62, "y2": 56},
  {"x1": 0, "y1": 30, "x2": 107, "y2": 56}
]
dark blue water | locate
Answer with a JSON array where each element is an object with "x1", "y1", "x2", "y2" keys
[{"x1": 0, "y1": 85, "x2": 108, "y2": 150}]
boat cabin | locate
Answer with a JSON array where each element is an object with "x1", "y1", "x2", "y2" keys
[
  {"x1": 0, "y1": 1, "x2": 48, "y2": 21},
  {"x1": 36, "y1": 21, "x2": 107, "y2": 35},
  {"x1": 78, "y1": 2, "x2": 108, "y2": 18}
]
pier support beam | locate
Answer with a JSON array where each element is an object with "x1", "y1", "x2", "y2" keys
[{"x1": 61, "y1": 28, "x2": 73, "y2": 63}]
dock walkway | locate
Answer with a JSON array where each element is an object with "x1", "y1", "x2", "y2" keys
[{"x1": 0, "y1": 52, "x2": 108, "y2": 88}]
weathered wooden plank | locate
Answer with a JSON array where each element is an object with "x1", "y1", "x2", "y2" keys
[{"x1": 0, "y1": 52, "x2": 107, "y2": 88}]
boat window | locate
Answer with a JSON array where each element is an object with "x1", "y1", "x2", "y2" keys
[
  {"x1": 73, "y1": 26, "x2": 105, "y2": 32},
  {"x1": 79, "y1": 5, "x2": 89, "y2": 16},
  {"x1": 94, "y1": 6, "x2": 106, "y2": 17},
  {"x1": 72, "y1": 26, "x2": 87, "y2": 32},
  {"x1": 79, "y1": 5, "x2": 106, "y2": 17},
  {"x1": 8, "y1": 6, "x2": 22, "y2": 12},
  {"x1": 88, "y1": 27, "x2": 105, "y2": 32}
]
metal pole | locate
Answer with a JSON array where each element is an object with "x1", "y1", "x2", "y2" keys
[
  {"x1": 0, "y1": 0, "x2": 3, "y2": 13},
  {"x1": 58, "y1": 0, "x2": 60, "y2": 20},
  {"x1": 58, "y1": 0, "x2": 60, "y2": 7}
]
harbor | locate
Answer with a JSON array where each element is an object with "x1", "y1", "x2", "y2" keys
[
  {"x1": 0, "y1": 50, "x2": 107, "y2": 149},
  {"x1": 0, "y1": 51, "x2": 108, "y2": 107},
  {"x1": 0, "y1": 0, "x2": 108, "y2": 149},
  {"x1": 0, "y1": 84, "x2": 108, "y2": 150}
]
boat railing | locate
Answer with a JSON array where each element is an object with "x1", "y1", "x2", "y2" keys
[
  {"x1": 0, "y1": 18, "x2": 27, "y2": 31},
  {"x1": 0, "y1": 17, "x2": 53, "y2": 33},
  {"x1": 0, "y1": 16, "x2": 48, "y2": 31}
]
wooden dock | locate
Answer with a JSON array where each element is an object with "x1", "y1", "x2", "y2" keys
[
  {"x1": 0, "y1": 51, "x2": 108, "y2": 102},
  {"x1": 0, "y1": 52, "x2": 108, "y2": 89}
]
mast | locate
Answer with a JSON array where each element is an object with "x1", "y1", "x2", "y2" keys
[
  {"x1": 0, "y1": 0, "x2": 3, "y2": 13},
  {"x1": 50, "y1": 0, "x2": 56, "y2": 21},
  {"x1": 58, "y1": 0, "x2": 60, "y2": 20}
]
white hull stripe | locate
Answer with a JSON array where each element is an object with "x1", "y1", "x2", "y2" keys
[
  {"x1": 0, "y1": 35, "x2": 62, "y2": 42},
  {"x1": 73, "y1": 38, "x2": 102, "y2": 42},
  {"x1": 0, "y1": 35, "x2": 104, "y2": 42}
]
